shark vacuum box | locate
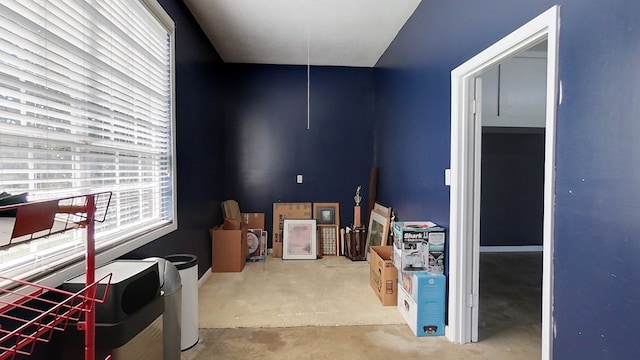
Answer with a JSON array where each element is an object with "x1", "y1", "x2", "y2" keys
[{"x1": 392, "y1": 221, "x2": 446, "y2": 274}]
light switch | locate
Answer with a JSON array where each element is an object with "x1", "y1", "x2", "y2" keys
[
  {"x1": 296, "y1": 174, "x2": 303, "y2": 184},
  {"x1": 445, "y1": 169, "x2": 451, "y2": 186}
]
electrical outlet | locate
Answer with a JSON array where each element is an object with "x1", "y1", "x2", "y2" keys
[{"x1": 296, "y1": 174, "x2": 303, "y2": 184}]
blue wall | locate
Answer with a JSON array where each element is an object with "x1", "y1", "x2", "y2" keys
[
  {"x1": 480, "y1": 131, "x2": 545, "y2": 247},
  {"x1": 126, "y1": 5, "x2": 375, "y2": 274},
  {"x1": 224, "y1": 64, "x2": 375, "y2": 240},
  {"x1": 118, "y1": 0, "x2": 640, "y2": 357},
  {"x1": 125, "y1": 0, "x2": 227, "y2": 278},
  {"x1": 376, "y1": 0, "x2": 640, "y2": 358}
]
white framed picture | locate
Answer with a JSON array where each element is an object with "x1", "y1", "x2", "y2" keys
[{"x1": 282, "y1": 219, "x2": 317, "y2": 260}]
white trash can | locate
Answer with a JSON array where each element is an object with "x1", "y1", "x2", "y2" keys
[{"x1": 165, "y1": 254, "x2": 199, "y2": 350}]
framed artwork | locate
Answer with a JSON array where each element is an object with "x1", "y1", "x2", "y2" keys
[
  {"x1": 318, "y1": 224, "x2": 339, "y2": 256},
  {"x1": 282, "y1": 219, "x2": 317, "y2": 260},
  {"x1": 313, "y1": 202, "x2": 340, "y2": 226},
  {"x1": 373, "y1": 202, "x2": 391, "y2": 218},
  {"x1": 364, "y1": 210, "x2": 390, "y2": 261}
]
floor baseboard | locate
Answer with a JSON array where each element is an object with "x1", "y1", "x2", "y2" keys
[
  {"x1": 198, "y1": 267, "x2": 212, "y2": 287},
  {"x1": 479, "y1": 245, "x2": 543, "y2": 253}
]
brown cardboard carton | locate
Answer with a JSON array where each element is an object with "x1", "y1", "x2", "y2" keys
[
  {"x1": 369, "y1": 246, "x2": 398, "y2": 306},
  {"x1": 241, "y1": 212, "x2": 265, "y2": 230},
  {"x1": 211, "y1": 226, "x2": 247, "y2": 272},
  {"x1": 272, "y1": 203, "x2": 312, "y2": 257}
]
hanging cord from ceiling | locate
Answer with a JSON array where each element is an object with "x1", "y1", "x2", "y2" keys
[{"x1": 306, "y1": 0, "x2": 310, "y2": 130}]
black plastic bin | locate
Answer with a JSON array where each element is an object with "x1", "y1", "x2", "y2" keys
[{"x1": 60, "y1": 260, "x2": 163, "y2": 359}]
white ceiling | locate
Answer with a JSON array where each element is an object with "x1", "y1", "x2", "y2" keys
[{"x1": 182, "y1": 0, "x2": 422, "y2": 68}]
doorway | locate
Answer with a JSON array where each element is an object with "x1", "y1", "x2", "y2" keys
[
  {"x1": 477, "y1": 45, "x2": 546, "y2": 343},
  {"x1": 447, "y1": 5, "x2": 559, "y2": 360}
]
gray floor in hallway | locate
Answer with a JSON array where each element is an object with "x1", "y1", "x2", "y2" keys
[{"x1": 182, "y1": 252, "x2": 542, "y2": 360}]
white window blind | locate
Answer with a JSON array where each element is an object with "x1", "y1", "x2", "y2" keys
[{"x1": 0, "y1": 0, "x2": 176, "y2": 281}]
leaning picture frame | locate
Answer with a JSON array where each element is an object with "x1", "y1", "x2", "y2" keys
[
  {"x1": 282, "y1": 219, "x2": 317, "y2": 260},
  {"x1": 318, "y1": 224, "x2": 340, "y2": 256},
  {"x1": 313, "y1": 202, "x2": 340, "y2": 226},
  {"x1": 372, "y1": 202, "x2": 392, "y2": 218},
  {"x1": 364, "y1": 210, "x2": 390, "y2": 261}
]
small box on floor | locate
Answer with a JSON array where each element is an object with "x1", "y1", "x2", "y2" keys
[
  {"x1": 397, "y1": 271, "x2": 445, "y2": 336},
  {"x1": 369, "y1": 246, "x2": 398, "y2": 306},
  {"x1": 211, "y1": 227, "x2": 247, "y2": 272}
]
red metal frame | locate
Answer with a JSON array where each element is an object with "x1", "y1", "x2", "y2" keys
[{"x1": 0, "y1": 192, "x2": 112, "y2": 360}]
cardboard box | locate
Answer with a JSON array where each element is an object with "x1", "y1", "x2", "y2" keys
[
  {"x1": 242, "y1": 212, "x2": 265, "y2": 230},
  {"x1": 397, "y1": 272, "x2": 446, "y2": 337},
  {"x1": 392, "y1": 221, "x2": 446, "y2": 273},
  {"x1": 426, "y1": 231, "x2": 445, "y2": 274},
  {"x1": 393, "y1": 238, "x2": 429, "y2": 272},
  {"x1": 272, "y1": 203, "x2": 312, "y2": 258},
  {"x1": 369, "y1": 246, "x2": 398, "y2": 306},
  {"x1": 211, "y1": 227, "x2": 247, "y2": 272}
]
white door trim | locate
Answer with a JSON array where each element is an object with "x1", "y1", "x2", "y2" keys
[
  {"x1": 447, "y1": 5, "x2": 559, "y2": 360},
  {"x1": 471, "y1": 77, "x2": 483, "y2": 343}
]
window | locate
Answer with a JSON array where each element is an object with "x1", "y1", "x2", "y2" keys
[{"x1": 0, "y1": 0, "x2": 176, "y2": 285}]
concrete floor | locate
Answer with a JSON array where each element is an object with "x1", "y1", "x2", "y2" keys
[{"x1": 182, "y1": 252, "x2": 542, "y2": 360}]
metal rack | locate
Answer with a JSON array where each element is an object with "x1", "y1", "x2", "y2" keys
[{"x1": 0, "y1": 192, "x2": 112, "y2": 360}]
